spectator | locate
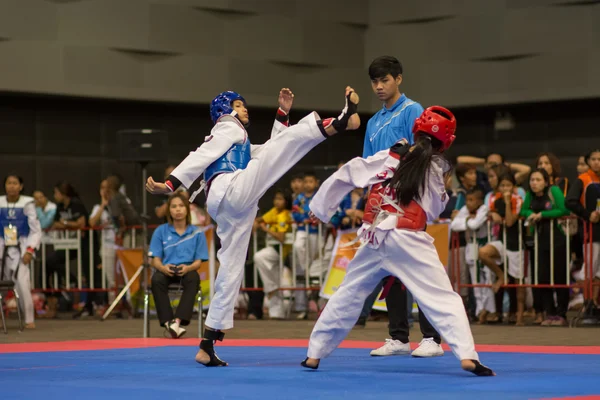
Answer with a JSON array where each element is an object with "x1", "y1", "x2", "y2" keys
[
  {"x1": 290, "y1": 174, "x2": 304, "y2": 202},
  {"x1": 480, "y1": 173, "x2": 525, "y2": 325},
  {"x1": 33, "y1": 190, "x2": 56, "y2": 230},
  {"x1": 457, "y1": 153, "x2": 531, "y2": 187},
  {"x1": 521, "y1": 169, "x2": 570, "y2": 326},
  {"x1": 88, "y1": 179, "x2": 117, "y2": 304},
  {"x1": 253, "y1": 189, "x2": 293, "y2": 319},
  {"x1": 577, "y1": 155, "x2": 589, "y2": 175},
  {"x1": 566, "y1": 149, "x2": 600, "y2": 309},
  {"x1": 155, "y1": 165, "x2": 178, "y2": 220},
  {"x1": 105, "y1": 175, "x2": 142, "y2": 247},
  {"x1": 450, "y1": 188, "x2": 494, "y2": 324},
  {"x1": 292, "y1": 172, "x2": 320, "y2": 319},
  {"x1": 330, "y1": 188, "x2": 366, "y2": 230},
  {"x1": 535, "y1": 152, "x2": 567, "y2": 193},
  {"x1": 149, "y1": 192, "x2": 208, "y2": 338},
  {"x1": 45, "y1": 181, "x2": 89, "y2": 317}
]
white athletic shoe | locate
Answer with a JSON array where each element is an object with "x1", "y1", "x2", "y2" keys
[
  {"x1": 165, "y1": 319, "x2": 186, "y2": 339},
  {"x1": 369, "y1": 339, "x2": 411, "y2": 356},
  {"x1": 411, "y1": 338, "x2": 444, "y2": 358}
]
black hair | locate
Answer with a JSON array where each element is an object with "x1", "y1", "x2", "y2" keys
[
  {"x1": 54, "y1": 180, "x2": 79, "y2": 199},
  {"x1": 586, "y1": 149, "x2": 600, "y2": 165},
  {"x1": 486, "y1": 153, "x2": 505, "y2": 165},
  {"x1": 388, "y1": 134, "x2": 445, "y2": 206},
  {"x1": 303, "y1": 171, "x2": 318, "y2": 180},
  {"x1": 466, "y1": 187, "x2": 484, "y2": 200},
  {"x1": 291, "y1": 173, "x2": 304, "y2": 181},
  {"x1": 368, "y1": 56, "x2": 403, "y2": 80},
  {"x1": 4, "y1": 173, "x2": 24, "y2": 187},
  {"x1": 455, "y1": 163, "x2": 476, "y2": 180},
  {"x1": 528, "y1": 168, "x2": 551, "y2": 195},
  {"x1": 497, "y1": 172, "x2": 516, "y2": 186},
  {"x1": 273, "y1": 189, "x2": 293, "y2": 210}
]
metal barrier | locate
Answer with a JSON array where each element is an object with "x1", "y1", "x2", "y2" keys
[
  {"x1": 451, "y1": 216, "x2": 591, "y2": 302},
  {"x1": 247, "y1": 222, "x2": 329, "y2": 292}
]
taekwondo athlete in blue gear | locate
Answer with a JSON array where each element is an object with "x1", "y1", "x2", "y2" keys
[
  {"x1": 0, "y1": 175, "x2": 42, "y2": 328},
  {"x1": 145, "y1": 86, "x2": 362, "y2": 367}
]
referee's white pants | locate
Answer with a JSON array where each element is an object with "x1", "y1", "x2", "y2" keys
[{"x1": 307, "y1": 229, "x2": 479, "y2": 362}]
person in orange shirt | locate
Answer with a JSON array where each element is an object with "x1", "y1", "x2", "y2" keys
[{"x1": 253, "y1": 189, "x2": 293, "y2": 319}]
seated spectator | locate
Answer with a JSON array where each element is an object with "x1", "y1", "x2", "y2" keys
[
  {"x1": 149, "y1": 192, "x2": 208, "y2": 338},
  {"x1": 253, "y1": 189, "x2": 293, "y2": 319}
]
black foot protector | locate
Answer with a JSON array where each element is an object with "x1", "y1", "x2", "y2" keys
[
  {"x1": 301, "y1": 357, "x2": 319, "y2": 370},
  {"x1": 331, "y1": 91, "x2": 358, "y2": 133},
  {"x1": 467, "y1": 360, "x2": 495, "y2": 376},
  {"x1": 197, "y1": 330, "x2": 227, "y2": 367}
]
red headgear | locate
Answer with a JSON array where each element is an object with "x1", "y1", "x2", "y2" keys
[{"x1": 412, "y1": 106, "x2": 456, "y2": 152}]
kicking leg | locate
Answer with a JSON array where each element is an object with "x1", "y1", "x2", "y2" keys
[
  {"x1": 228, "y1": 88, "x2": 360, "y2": 212},
  {"x1": 303, "y1": 244, "x2": 387, "y2": 369},
  {"x1": 382, "y1": 231, "x2": 495, "y2": 377}
]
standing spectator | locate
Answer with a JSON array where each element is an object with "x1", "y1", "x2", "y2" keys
[
  {"x1": 292, "y1": 172, "x2": 320, "y2": 319},
  {"x1": 457, "y1": 153, "x2": 531, "y2": 187},
  {"x1": 33, "y1": 190, "x2": 56, "y2": 230},
  {"x1": 0, "y1": 174, "x2": 41, "y2": 329},
  {"x1": 88, "y1": 179, "x2": 117, "y2": 304},
  {"x1": 45, "y1": 181, "x2": 89, "y2": 317},
  {"x1": 535, "y1": 152, "x2": 567, "y2": 193},
  {"x1": 450, "y1": 188, "x2": 494, "y2": 324},
  {"x1": 106, "y1": 176, "x2": 142, "y2": 248},
  {"x1": 155, "y1": 165, "x2": 178, "y2": 220},
  {"x1": 577, "y1": 155, "x2": 589, "y2": 175},
  {"x1": 567, "y1": 149, "x2": 600, "y2": 309},
  {"x1": 521, "y1": 169, "x2": 571, "y2": 326},
  {"x1": 149, "y1": 192, "x2": 207, "y2": 338},
  {"x1": 290, "y1": 174, "x2": 304, "y2": 202}
]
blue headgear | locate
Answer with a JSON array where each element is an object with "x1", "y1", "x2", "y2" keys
[{"x1": 210, "y1": 91, "x2": 246, "y2": 124}]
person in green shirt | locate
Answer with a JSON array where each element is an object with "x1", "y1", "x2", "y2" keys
[{"x1": 520, "y1": 168, "x2": 571, "y2": 326}]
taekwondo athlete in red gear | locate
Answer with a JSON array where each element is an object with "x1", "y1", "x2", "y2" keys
[
  {"x1": 146, "y1": 87, "x2": 361, "y2": 367},
  {"x1": 301, "y1": 107, "x2": 495, "y2": 377}
]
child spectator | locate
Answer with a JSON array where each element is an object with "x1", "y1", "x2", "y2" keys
[{"x1": 451, "y1": 188, "x2": 494, "y2": 324}]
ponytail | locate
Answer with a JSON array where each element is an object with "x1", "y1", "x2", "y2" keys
[{"x1": 388, "y1": 135, "x2": 444, "y2": 206}]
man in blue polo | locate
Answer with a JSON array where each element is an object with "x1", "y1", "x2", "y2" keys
[{"x1": 358, "y1": 56, "x2": 444, "y2": 358}]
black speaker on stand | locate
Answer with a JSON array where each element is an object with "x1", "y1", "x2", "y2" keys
[{"x1": 101, "y1": 129, "x2": 168, "y2": 337}]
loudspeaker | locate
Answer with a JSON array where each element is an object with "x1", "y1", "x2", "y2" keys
[{"x1": 117, "y1": 129, "x2": 169, "y2": 163}]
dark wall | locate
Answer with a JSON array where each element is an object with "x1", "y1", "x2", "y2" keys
[
  {"x1": 1, "y1": 93, "x2": 599, "y2": 224},
  {"x1": 0, "y1": 93, "x2": 365, "y2": 221}
]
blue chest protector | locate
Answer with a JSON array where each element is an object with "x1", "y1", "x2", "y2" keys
[
  {"x1": 204, "y1": 139, "x2": 252, "y2": 183},
  {"x1": 0, "y1": 206, "x2": 30, "y2": 239}
]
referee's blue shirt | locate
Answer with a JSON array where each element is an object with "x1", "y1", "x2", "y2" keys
[
  {"x1": 362, "y1": 94, "x2": 424, "y2": 158},
  {"x1": 149, "y1": 224, "x2": 209, "y2": 265}
]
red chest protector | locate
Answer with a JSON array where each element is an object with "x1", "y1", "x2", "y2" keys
[{"x1": 362, "y1": 182, "x2": 427, "y2": 231}]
